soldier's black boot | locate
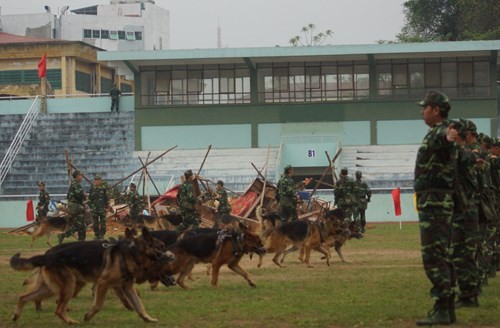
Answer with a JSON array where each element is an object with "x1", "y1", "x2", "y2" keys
[
  {"x1": 455, "y1": 296, "x2": 479, "y2": 308},
  {"x1": 416, "y1": 297, "x2": 451, "y2": 326},
  {"x1": 448, "y1": 293, "x2": 456, "y2": 324}
]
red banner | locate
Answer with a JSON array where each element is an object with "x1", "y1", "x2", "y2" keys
[
  {"x1": 391, "y1": 187, "x2": 402, "y2": 216},
  {"x1": 26, "y1": 199, "x2": 35, "y2": 222},
  {"x1": 38, "y1": 54, "x2": 47, "y2": 78}
]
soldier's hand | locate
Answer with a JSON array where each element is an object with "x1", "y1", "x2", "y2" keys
[{"x1": 446, "y1": 125, "x2": 458, "y2": 142}]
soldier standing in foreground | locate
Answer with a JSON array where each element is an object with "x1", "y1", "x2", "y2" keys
[
  {"x1": 414, "y1": 91, "x2": 458, "y2": 326},
  {"x1": 89, "y1": 174, "x2": 109, "y2": 239},
  {"x1": 58, "y1": 170, "x2": 87, "y2": 244},
  {"x1": 127, "y1": 182, "x2": 143, "y2": 227},
  {"x1": 213, "y1": 180, "x2": 232, "y2": 228},
  {"x1": 352, "y1": 170, "x2": 371, "y2": 233},
  {"x1": 334, "y1": 167, "x2": 355, "y2": 223}
]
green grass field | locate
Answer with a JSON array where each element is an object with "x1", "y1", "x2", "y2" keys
[{"x1": 0, "y1": 223, "x2": 498, "y2": 328}]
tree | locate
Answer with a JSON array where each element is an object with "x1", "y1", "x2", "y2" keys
[
  {"x1": 289, "y1": 24, "x2": 333, "y2": 46},
  {"x1": 397, "y1": 0, "x2": 500, "y2": 42}
]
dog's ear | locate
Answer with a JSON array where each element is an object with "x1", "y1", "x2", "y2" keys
[{"x1": 141, "y1": 226, "x2": 154, "y2": 243}]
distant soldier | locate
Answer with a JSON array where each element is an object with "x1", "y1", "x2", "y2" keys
[
  {"x1": 36, "y1": 181, "x2": 50, "y2": 221},
  {"x1": 89, "y1": 174, "x2": 109, "y2": 239},
  {"x1": 214, "y1": 180, "x2": 232, "y2": 228},
  {"x1": 352, "y1": 170, "x2": 371, "y2": 233},
  {"x1": 58, "y1": 170, "x2": 86, "y2": 244},
  {"x1": 334, "y1": 167, "x2": 355, "y2": 222},
  {"x1": 176, "y1": 169, "x2": 201, "y2": 231},
  {"x1": 109, "y1": 83, "x2": 122, "y2": 112},
  {"x1": 127, "y1": 183, "x2": 144, "y2": 226},
  {"x1": 276, "y1": 165, "x2": 312, "y2": 223}
]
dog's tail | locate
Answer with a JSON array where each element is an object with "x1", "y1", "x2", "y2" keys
[{"x1": 10, "y1": 253, "x2": 46, "y2": 271}]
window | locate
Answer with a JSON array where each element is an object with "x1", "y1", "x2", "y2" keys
[
  {"x1": 83, "y1": 29, "x2": 92, "y2": 38},
  {"x1": 92, "y1": 30, "x2": 100, "y2": 38},
  {"x1": 118, "y1": 31, "x2": 126, "y2": 40},
  {"x1": 101, "y1": 30, "x2": 109, "y2": 39},
  {"x1": 126, "y1": 31, "x2": 136, "y2": 41},
  {"x1": 135, "y1": 31, "x2": 143, "y2": 40},
  {"x1": 109, "y1": 31, "x2": 118, "y2": 40}
]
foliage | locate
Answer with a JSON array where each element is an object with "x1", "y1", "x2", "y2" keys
[
  {"x1": 289, "y1": 23, "x2": 333, "y2": 46},
  {"x1": 1, "y1": 223, "x2": 499, "y2": 327},
  {"x1": 397, "y1": 0, "x2": 500, "y2": 42}
]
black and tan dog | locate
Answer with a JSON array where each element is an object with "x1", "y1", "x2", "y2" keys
[
  {"x1": 258, "y1": 208, "x2": 345, "y2": 268},
  {"x1": 10, "y1": 227, "x2": 174, "y2": 324},
  {"x1": 162, "y1": 224, "x2": 266, "y2": 289},
  {"x1": 29, "y1": 216, "x2": 73, "y2": 247}
]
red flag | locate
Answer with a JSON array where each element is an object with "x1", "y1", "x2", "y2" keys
[
  {"x1": 38, "y1": 54, "x2": 47, "y2": 78},
  {"x1": 26, "y1": 199, "x2": 35, "y2": 222},
  {"x1": 391, "y1": 187, "x2": 402, "y2": 216}
]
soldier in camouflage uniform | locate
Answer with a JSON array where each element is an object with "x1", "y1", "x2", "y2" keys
[
  {"x1": 58, "y1": 170, "x2": 87, "y2": 244},
  {"x1": 352, "y1": 170, "x2": 371, "y2": 233},
  {"x1": 464, "y1": 121, "x2": 497, "y2": 291},
  {"x1": 109, "y1": 83, "x2": 121, "y2": 112},
  {"x1": 176, "y1": 169, "x2": 201, "y2": 231},
  {"x1": 489, "y1": 138, "x2": 500, "y2": 272},
  {"x1": 450, "y1": 119, "x2": 480, "y2": 308},
  {"x1": 89, "y1": 174, "x2": 109, "y2": 239},
  {"x1": 127, "y1": 183, "x2": 144, "y2": 226},
  {"x1": 276, "y1": 165, "x2": 312, "y2": 223},
  {"x1": 414, "y1": 91, "x2": 458, "y2": 326},
  {"x1": 334, "y1": 167, "x2": 355, "y2": 223},
  {"x1": 36, "y1": 181, "x2": 50, "y2": 221},
  {"x1": 214, "y1": 180, "x2": 232, "y2": 228}
]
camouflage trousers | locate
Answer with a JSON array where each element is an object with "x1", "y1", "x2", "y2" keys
[
  {"x1": 352, "y1": 207, "x2": 366, "y2": 233},
  {"x1": 176, "y1": 209, "x2": 201, "y2": 232},
  {"x1": 450, "y1": 205, "x2": 479, "y2": 299},
  {"x1": 417, "y1": 192, "x2": 454, "y2": 299},
  {"x1": 279, "y1": 204, "x2": 298, "y2": 223},
  {"x1": 476, "y1": 221, "x2": 497, "y2": 284},
  {"x1": 92, "y1": 209, "x2": 107, "y2": 238},
  {"x1": 339, "y1": 204, "x2": 354, "y2": 222},
  {"x1": 63, "y1": 202, "x2": 86, "y2": 241}
]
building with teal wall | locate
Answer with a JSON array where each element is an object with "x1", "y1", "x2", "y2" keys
[{"x1": 98, "y1": 40, "x2": 499, "y2": 153}]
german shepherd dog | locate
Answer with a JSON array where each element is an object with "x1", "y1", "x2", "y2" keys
[
  {"x1": 10, "y1": 227, "x2": 174, "y2": 324},
  {"x1": 258, "y1": 208, "x2": 345, "y2": 268},
  {"x1": 162, "y1": 224, "x2": 266, "y2": 289}
]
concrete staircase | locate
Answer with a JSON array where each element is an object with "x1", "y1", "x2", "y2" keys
[
  {"x1": 1, "y1": 112, "x2": 136, "y2": 196},
  {"x1": 135, "y1": 148, "x2": 280, "y2": 194}
]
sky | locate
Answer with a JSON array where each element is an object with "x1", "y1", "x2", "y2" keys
[{"x1": 0, "y1": 0, "x2": 407, "y2": 49}]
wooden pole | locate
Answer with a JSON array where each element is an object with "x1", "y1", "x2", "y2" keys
[
  {"x1": 138, "y1": 156, "x2": 161, "y2": 196},
  {"x1": 307, "y1": 148, "x2": 342, "y2": 207},
  {"x1": 111, "y1": 145, "x2": 177, "y2": 188},
  {"x1": 198, "y1": 177, "x2": 243, "y2": 196}
]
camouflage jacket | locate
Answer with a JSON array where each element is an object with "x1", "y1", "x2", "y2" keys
[
  {"x1": 277, "y1": 174, "x2": 303, "y2": 208},
  {"x1": 109, "y1": 86, "x2": 121, "y2": 99},
  {"x1": 127, "y1": 190, "x2": 143, "y2": 215},
  {"x1": 38, "y1": 190, "x2": 50, "y2": 210},
  {"x1": 216, "y1": 188, "x2": 232, "y2": 213},
  {"x1": 334, "y1": 176, "x2": 355, "y2": 207},
  {"x1": 89, "y1": 184, "x2": 109, "y2": 212},
  {"x1": 353, "y1": 179, "x2": 371, "y2": 210},
  {"x1": 414, "y1": 121, "x2": 456, "y2": 194},
  {"x1": 455, "y1": 145, "x2": 478, "y2": 199},
  {"x1": 177, "y1": 180, "x2": 196, "y2": 211},
  {"x1": 67, "y1": 179, "x2": 85, "y2": 205}
]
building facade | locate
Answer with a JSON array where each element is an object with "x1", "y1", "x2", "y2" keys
[
  {"x1": 97, "y1": 41, "x2": 500, "y2": 152},
  {"x1": 0, "y1": 0, "x2": 169, "y2": 52}
]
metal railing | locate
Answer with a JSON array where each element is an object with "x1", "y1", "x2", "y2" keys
[{"x1": 0, "y1": 96, "x2": 41, "y2": 189}]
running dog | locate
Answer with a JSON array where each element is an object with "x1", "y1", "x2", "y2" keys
[
  {"x1": 258, "y1": 208, "x2": 345, "y2": 268},
  {"x1": 29, "y1": 216, "x2": 72, "y2": 247},
  {"x1": 162, "y1": 224, "x2": 266, "y2": 289},
  {"x1": 10, "y1": 227, "x2": 174, "y2": 324}
]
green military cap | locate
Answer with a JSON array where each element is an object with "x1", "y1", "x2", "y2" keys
[
  {"x1": 217, "y1": 180, "x2": 224, "y2": 186},
  {"x1": 184, "y1": 169, "x2": 193, "y2": 178},
  {"x1": 129, "y1": 182, "x2": 136, "y2": 188},
  {"x1": 284, "y1": 165, "x2": 293, "y2": 173},
  {"x1": 94, "y1": 174, "x2": 101, "y2": 180},
  {"x1": 417, "y1": 91, "x2": 451, "y2": 112},
  {"x1": 355, "y1": 170, "x2": 362, "y2": 178},
  {"x1": 341, "y1": 167, "x2": 348, "y2": 175},
  {"x1": 464, "y1": 120, "x2": 477, "y2": 132},
  {"x1": 37, "y1": 181, "x2": 45, "y2": 186},
  {"x1": 72, "y1": 170, "x2": 82, "y2": 178}
]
